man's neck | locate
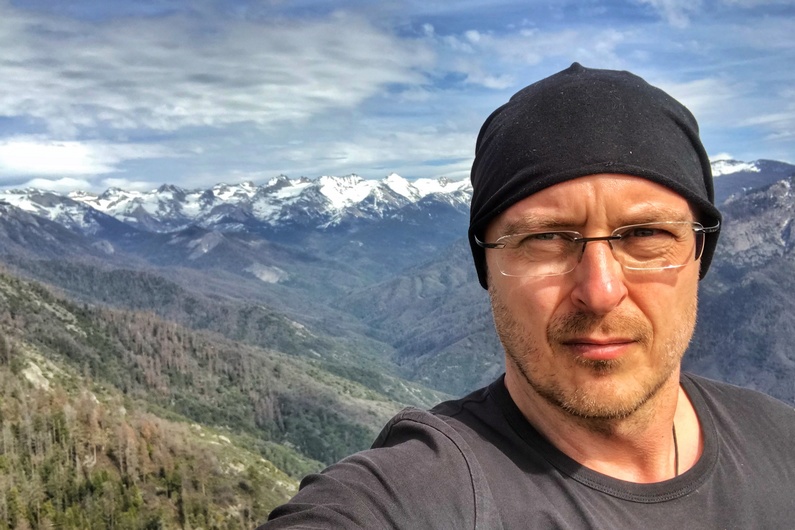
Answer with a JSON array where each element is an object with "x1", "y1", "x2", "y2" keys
[{"x1": 504, "y1": 367, "x2": 702, "y2": 483}]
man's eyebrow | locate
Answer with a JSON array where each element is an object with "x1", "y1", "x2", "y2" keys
[
  {"x1": 617, "y1": 206, "x2": 696, "y2": 225},
  {"x1": 499, "y1": 216, "x2": 572, "y2": 235}
]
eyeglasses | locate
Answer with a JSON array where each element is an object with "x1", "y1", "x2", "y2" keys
[{"x1": 475, "y1": 221, "x2": 720, "y2": 278}]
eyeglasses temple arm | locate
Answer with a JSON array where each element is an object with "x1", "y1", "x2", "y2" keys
[
  {"x1": 473, "y1": 234, "x2": 505, "y2": 249},
  {"x1": 696, "y1": 222, "x2": 721, "y2": 234}
]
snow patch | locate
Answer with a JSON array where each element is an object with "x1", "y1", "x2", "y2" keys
[
  {"x1": 413, "y1": 177, "x2": 472, "y2": 197},
  {"x1": 318, "y1": 175, "x2": 374, "y2": 209},
  {"x1": 383, "y1": 173, "x2": 418, "y2": 200},
  {"x1": 186, "y1": 232, "x2": 225, "y2": 259},
  {"x1": 245, "y1": 263, "x2": 288, "y2": 283}
]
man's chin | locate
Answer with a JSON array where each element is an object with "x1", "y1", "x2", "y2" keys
[{"x1": 533, "y1": 374, "x2": 665, "y2": 422}]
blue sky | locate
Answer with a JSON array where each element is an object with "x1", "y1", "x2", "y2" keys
[{"x1": 0, "y1": 0, "x2": 793, "y2": 192}]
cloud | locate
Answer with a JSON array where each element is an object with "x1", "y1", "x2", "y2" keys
[
  {"x1": 0, "y1": 6, "x2": 435, "y2": 135},
  {"x1": 100, "y1": 177, "x2": 166, "y2": 192},
  {"x1": 634, "y1": 0, "x2": 704, "y2": 27},
  {"x1": 21, "y1": 177, "x2": 94, "y2": 193},
  {"x1": 263, "y1": 125, "x2": 475, "y2": 181},
  {"x1": 428, "y1": 26, "x2": 630, "y2": 90},
  {"x1": 0, "y1": 136, "x2": 178, "y2": 179},
  {"x1": 721, "y1": 0, "x2": 793, "y2": 6},
  {"x1": 0, "y1": 0, "x2": 792, "y2": 190},
  {"x1": 739, "y1": 92, "x2": 795, "y2": 142},
  {"x1": 728, "y1": 16, "x2": 795, "y2": 51},
  {"x1": 742, "y1": 111, "x2": 795, "y2": 128},
  {"x1": 0, "y1": 140, "x2": 113, "y2": 177},
  {"x1": 654, "y1": 77, "x2": 739, "y2": 124}
]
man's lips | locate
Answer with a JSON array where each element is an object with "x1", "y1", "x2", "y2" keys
[{"x1": 560, "y1": 337, "x2": 636, "y2": 361}]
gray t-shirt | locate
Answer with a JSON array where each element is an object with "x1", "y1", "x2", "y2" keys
[{"x1": 263, "y1": 373, "x2": 795, "y2": 529}]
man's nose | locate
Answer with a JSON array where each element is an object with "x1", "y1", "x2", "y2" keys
[{"x1": 569, "y1": 240, "x2": 628, "y2": 315}]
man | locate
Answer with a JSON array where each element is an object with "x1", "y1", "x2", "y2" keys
[{"x1": 262, "y1": 63, "x2": 795, "y2": 528}]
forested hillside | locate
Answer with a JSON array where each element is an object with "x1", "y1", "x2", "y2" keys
[
  {"x1": 0, "y1": 268, "x2": 443, "y2": 528},
  {"x1": 0, "y1": 351, "x2": 296, "y2": 528}
]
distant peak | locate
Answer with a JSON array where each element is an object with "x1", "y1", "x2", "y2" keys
[
  {"x1": 318, "y1": 174, "x2": 363, "y2": 184},
  {"x1": 157, "y1": 183, "x2": 183, "y2": 193},
  {"x1": 382, "y1": 173, "x2": 417, "y2": 200},
  {"x1": 265, "y1": 176, "x2": 294, "y2": 192},
  {"x1": 711, "y1": 159, "x2": 760, "y2": 177},
  {"x1": 99, "y1": 187, "x2": 129, "y2": 199}
]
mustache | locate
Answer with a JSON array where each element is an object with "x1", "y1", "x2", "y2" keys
[{"x1": 548, "y1": 310, "x2": 652, "y2": 345}]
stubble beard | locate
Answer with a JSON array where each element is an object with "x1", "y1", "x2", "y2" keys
[{"x1": 490, "y1": 287, "x2": 697, "y2": 431}]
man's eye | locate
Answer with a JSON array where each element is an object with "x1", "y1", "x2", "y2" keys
[
  {"x1": 517, "y1": 232, "x2": 573, "y2": 244},
  {"x1": 627, "y1": 228, "x2": 658, "y2": 237},
  {"x1": 529, "y1": 232, "x2": 560, "y2": 241},
  {"x1": 511, "y1": 232, "x2": 575, "y2": 250},
  {"x1": 622, "y1": 227, "x2": 675, "y2": 239}
]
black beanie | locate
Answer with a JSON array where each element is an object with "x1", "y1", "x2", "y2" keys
[{"x1": 469, "y1": 62, "x2": 722, "y2": 289}]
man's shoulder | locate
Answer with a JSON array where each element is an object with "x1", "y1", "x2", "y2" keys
[
  {"x1": 370, "y1": 406, "x2": 466, "y2": 449},
  {"x1": 373, "y1": 381, "x2": 498, "y2": 450},
  {"x1": 683, "y1": 372, "x2": 795, "y2": 434},
  {"x1": 684, "y1": 372, "x2": 794, "y2": 409}
]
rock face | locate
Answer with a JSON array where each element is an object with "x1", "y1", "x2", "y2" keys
[
  {"x1": 717, "y1": 177, "x2": 795, "y2": 267},
  {"x1": 683, "y1": 176, "x2": 795, "y2": 404}
]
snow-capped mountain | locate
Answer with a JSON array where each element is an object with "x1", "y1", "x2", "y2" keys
[
  {"x1": 27, "y1": 173, "x2": 472, "y2": 234},
  {"x1": 0, "y1": 173, "x2": 474, "y2": 288},
  {"x1": 711, "y1": 159, "x2": 795, "y2": 203},
  {"x1": 4, "y1": 161, "x2": 793, "y2": 237},
  {"x1": 0, "y1": 173, "x2": 474, "y2": 289},
  {"x1": 0, "y1": 200, "x2": 119, "y2": 259},
  {"x1": 0, "y1": 188, "x2": 129, "y2": 235},
  {"x1": 1, "y1": 160, "x2": 792, "y2": 281},
  {"x1": 711, "y1": 159, "x2": 762, "y2": 177}
]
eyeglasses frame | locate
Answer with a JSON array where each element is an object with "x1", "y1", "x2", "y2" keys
[{"x1": 474, "y1": 221, "x2": 721, "y2": 278}]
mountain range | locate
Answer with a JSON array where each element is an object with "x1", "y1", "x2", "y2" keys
[{"x1": 1, "y1": 173, "x2": 471, "y2": 234}]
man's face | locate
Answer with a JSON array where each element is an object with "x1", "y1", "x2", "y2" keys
[{"x1": 485, "y1": 174, "x2": 700, "y2": 421}]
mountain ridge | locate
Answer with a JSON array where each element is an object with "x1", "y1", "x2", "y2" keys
[
  {"x1": 2, "y1": 160, "x2": 791, "y2": 236},
  {"x1": 11, "y1": 173, "x2": 472, "y2": 234}
]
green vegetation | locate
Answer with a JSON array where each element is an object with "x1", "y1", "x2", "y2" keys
[
  {"x1": 0, "y1": 343, "x2": 298, "y2": 528},
  {"x1": 0, "y1": 270, "x2": 408, "y2": 465},
  {"x1": 12, "y1": 259, "x2": 447, "y2": 407},
  {"x1": 0, "y1": 268, "x2": 447, "y2": 527}
]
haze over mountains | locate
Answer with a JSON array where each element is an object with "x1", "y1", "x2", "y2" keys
[{"x1": 0, "y1": 158, "x2": 794, "y2": 522}]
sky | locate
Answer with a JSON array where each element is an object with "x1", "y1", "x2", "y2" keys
[{"x1": 0, "y1": 0, "x2": 793, "y2": 193}]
